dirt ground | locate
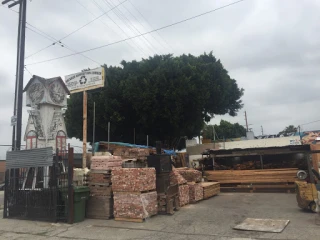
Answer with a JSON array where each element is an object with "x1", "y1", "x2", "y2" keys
[{"x1": 0, "y1": 192, "x2": 320, "y2": 240}]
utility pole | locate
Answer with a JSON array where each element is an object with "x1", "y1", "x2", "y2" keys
[
  {"x1": 261, "y1": 126, "x2": 264, "y2": 136},
  {"x1": 92, "y1": 102, "x2": 96, "y2": 156},
  {"x1": 244, "y1": 111, "x2": 249, "y2": 132},
  {"x1": 3, "y1": 0, "x2": 27, "y2": 151}
]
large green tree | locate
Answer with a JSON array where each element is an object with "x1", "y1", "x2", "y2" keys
[
  {"x1": 65, "y1": 52, "x2": 244, "y2": 147},
  {"x1": 203, "y1": 120, "x2": 246, "y2": 140},
  {"x1": 278, "y1": 125, "x2": 298, "y2": 136}
]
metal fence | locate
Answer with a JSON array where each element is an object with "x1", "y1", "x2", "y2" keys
[{"x1": 3, "y1": 148, "x2": 74, "y2": 223}]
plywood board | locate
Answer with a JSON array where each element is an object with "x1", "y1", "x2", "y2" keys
[{"x1": 233, "y1": 218, "x2": 290, "y2": 233}]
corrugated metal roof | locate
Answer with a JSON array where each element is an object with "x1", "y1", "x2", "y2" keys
[{"x1": 6, "y1": 147, "x2": 53, "y2": 169}]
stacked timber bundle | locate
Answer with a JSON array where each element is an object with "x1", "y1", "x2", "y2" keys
[
  {"x1": 200, "y1": 182, "x2": 220, "y2": 199},
  {"x1": 91, "y1": 155, "x2": 123, "y2": 170},
  {"x1": 187, "y1": 182, "x2": 203, "y2": 203},
  {"x1": 112, "y1": 168, "x2": 158, "y2": 222},
  {"x1": 204, "y1": 168, "x2": 298, "y2": 193},
  {"x1": 86, "y1": 155, "x2": 122, "y2": 219},
  {"x1": 170, "y1": 169, "x2": 187, "y2": 185},
  {"x1": 175, "y1": 168, "x2": 202, "y2": 182}
]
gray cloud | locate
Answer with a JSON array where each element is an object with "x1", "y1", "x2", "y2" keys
[{"x1": 1, "y1": 0, "x2": 320, "y2": 158}]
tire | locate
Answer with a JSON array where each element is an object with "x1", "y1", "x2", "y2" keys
[{"x1": 310, "y1": 201, "x2": 317, "y2": 213}]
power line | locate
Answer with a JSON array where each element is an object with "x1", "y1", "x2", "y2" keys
[
  {"x1": 88, "y1": 0, "x2": 149, "y2": 57},
  {"x1": 26, "y1": 24, "x2": 101, "y2": 65},
  {"x1": 24, "y1": 66, "x2": 33, "y2": 77},
  {"x1": 26, "y1": 0, "x2": 245, "y2": 66},
  {"x1": 128, "y1": 0, "x2": 172, "y2": 52},
  {"x1": 103, "y1": 0, "x2": 158, "y2": 55},
  {"x1": 75, "y1": 0, "x2": 143, "y2": 57},
  {"x1": 25, "y1": 0, "x2": 128, "y2": 60},
  {"x1": 300, "y1": 120, "x2": 320, "y2": 126}
]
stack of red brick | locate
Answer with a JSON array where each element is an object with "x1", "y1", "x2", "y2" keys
[
  {"x1": 175, "y1": 168, "x2": 203, "y2": 204},
  {"x1": 112, "y1": 168, "x2": 158, "y2": 221},
  {"x1": 170, "y1": 168, "x2": 189, "y2": 207},
  {"x1": 113, "y1": 148, "x2": 151, "y2": 160},
  {"x1": 91, "y1": 155, "x2": 123, "y2": 170}
]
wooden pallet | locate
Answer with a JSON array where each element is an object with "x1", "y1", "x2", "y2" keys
[
  {"x1": 86, "y1": 196, "x2": 113, "y2": 220},
  {"x1": 115, "y1": 217, "x2": 144, "y2": 223}
]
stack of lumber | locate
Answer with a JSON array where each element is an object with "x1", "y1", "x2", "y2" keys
[
  {"x1": 113, "y1": 192, "x2": 158, "y2": 222},
  {"x1": 204, "y1": 168, "x2": 298, "y2": 193},
  {"x1": 111, "y1": 168, "x2": 156, "y2": 192},
  {"x1": 200, "y1": 182, "x2": 220, "y2": 199},
  {"x1": 175, "y1": 168, "x2": 202, "y2": 183},
  {"x1": 91, "y1": 155, "x2": 123, "y2": 170},
  {"x1": 187, "y1": 182, "x2": 203, "y2": 203},
  {"x1": 112, "y1": 168, "x2": 157, "y2": 222},
  {"x1": 178, "y1": 184, "x2": 189, "y2": 207}
]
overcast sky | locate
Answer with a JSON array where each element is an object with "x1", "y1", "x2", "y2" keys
[{"x1": 1, "y1": 0, "x2": 320, "y2": 158}]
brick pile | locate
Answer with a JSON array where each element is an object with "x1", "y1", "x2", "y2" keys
[
  {"x1": 111, "y1": 168, "x2": 156, "y2": 192},
  {"x1": 113, "y1": 192, "x2": 158, "y2": 220},
  {"x1": 113, "y1": 148, "x2": 151, "y2": 160},
  {"x1": 91, "y1": 155, "x2": 123, "y2": 170},
  {"x1": 112, "y1": 168, "x2": 157, "y2": 221},
  {"x1": 175, "y1": 168, "x2": 202, "y2": 183},
  {"x1": 187, "y1": 182, "x2": 203, "y2": 203},
  {"x1": 88, "y1": 171, "x2": 112, "y2": 197},
  {"x1": 178, "y1": 184, "x2": 189, "y2": 207},
  {"x1": 170, "y1": 169, "x2": 187, "y2": 185}
]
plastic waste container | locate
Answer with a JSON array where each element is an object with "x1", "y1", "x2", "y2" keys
[
  {"x1": 73, "y1": 186, "x2": 90, "y2": 223},
  {"x1": 60, "y1": 186, "x2": 90, "y2": 223}
]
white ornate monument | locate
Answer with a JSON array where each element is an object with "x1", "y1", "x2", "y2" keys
[{"x1": 23, "y1": 75, "x2": 70, "y2": 153}]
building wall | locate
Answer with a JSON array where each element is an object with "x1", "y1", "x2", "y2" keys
[
  {"x1": 186, "y1": 143, "x2": 219, "y2": 155},
  {"x1": 219, "y1": 136, "x2": 301, "y2": 150}
]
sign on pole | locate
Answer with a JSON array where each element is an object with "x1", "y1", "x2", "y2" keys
[
  {"x1": 65, "y1": 67, "x2": 105, "y2": 94},
  {"x1": 65, "y1": 67, "x2": 105, "y2": 169}
]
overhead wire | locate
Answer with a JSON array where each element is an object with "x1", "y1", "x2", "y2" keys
[
  {"x1": 300, "y1": 120, "x2": 320, "y2": 126},
  {"x1": 103, "y1": 0, "x2": 158, "y2": 55},
  {"x1": 127, "y1": 0, "x2": 171, "y2": 52},
  {"x1": 26, "y1": 25, "x2": 101, "y2": 65},
  {"x1": 25, "y1": 0, "x2": 246, "y2": 66},
  {"x1": 87, "y1": 0, "x2": 148, "y2": 57},
  {"x1": 25, "y1": 0, "x2": 128, "y2": 60}
]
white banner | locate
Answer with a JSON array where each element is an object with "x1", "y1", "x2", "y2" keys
[{"x1": 65, "y1": 67, "x2": 105, "y2": 93}]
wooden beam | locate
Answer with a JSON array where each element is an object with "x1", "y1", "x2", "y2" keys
[{"x1": 82, "y1": 90, "x2": 87, "y2": 169}]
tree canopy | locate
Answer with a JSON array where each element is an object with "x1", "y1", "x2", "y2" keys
[
  {"x1": 203, "y1": 120, "x2": 246, "y2": 140},
  {"x1": 65, "y1": 52, "x2": 244, "y2": 147},
  {"x1": 278, "y1": 125, "x2": 298, "y2": 136}
]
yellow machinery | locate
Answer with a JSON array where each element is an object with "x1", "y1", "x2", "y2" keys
[{"x1": 296, "y1": 181, "x2": 319, "y2": 212}]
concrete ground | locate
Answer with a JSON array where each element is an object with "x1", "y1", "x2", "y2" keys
[{"x1": 0, "y1": 192, "x2": 320, "y2": 240}]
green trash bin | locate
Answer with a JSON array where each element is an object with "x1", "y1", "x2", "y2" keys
[
  {"x1": 73, "y1": 186, "x2": 90, "y2": 223},
  {"x1": 60, "y1": 186, "x2": 90, "y2": 223}
]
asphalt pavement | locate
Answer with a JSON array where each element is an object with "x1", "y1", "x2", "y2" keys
[{"x1": 0, "y1": 192, "x2": 320, "y2": 240}]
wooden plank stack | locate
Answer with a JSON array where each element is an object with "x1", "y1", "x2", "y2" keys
[
  {"x1": 204, "y1": 168, "x2": 298, "y2": 193},
  {"x1": 187, "y1": 182, "x2": 203, "y2": 203},
  {"x1": 112, "y1": 168, "x2": 157, "y2": 222},
  {"x1": 200, "y1": 182, "x2": 220, "y2": 199}
]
